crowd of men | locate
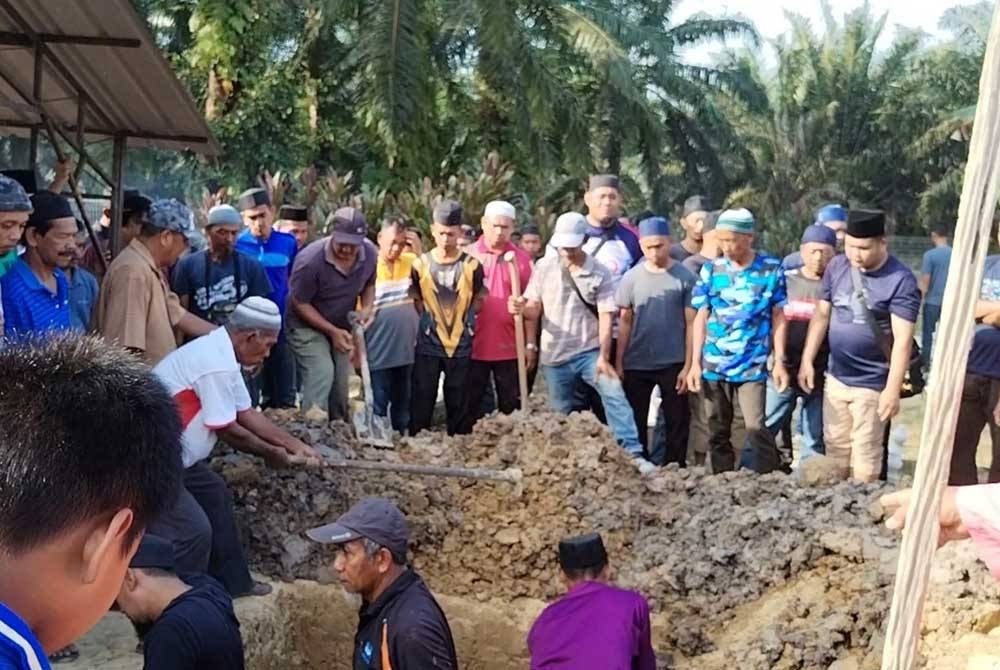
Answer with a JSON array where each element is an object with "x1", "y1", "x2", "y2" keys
[{"x1": 3, "y1": 158, "x2": 1000, "y2": 670}]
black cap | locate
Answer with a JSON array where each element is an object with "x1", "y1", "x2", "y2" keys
[
  {"x1": 122, "y1": 190, "x2": 152, "y2": 215},
  {"x1": 703, "y1": 210, "x2": 721, "y2": 233},
  {"x1": 329, "y1": 207, "x2": 367, "y2": 245},
  {"x1": 683, "y1": 195, "x2": 710, "y2": 217},
  {"x1": 846, "y1": 209, "x2": 886, "y2": 239},
  {"x1": 237, "y1": 188, "x2": 270, "y2": 211},
  {"x1": 520, "y1": 224, "x2": 541, "y2": 236},
  {"x1": 278, "y1": 205, "x2": 309, "y2": 222},
  {"x1": 130, "y1": 534, "x2": 176, "y2": 571},
  {"x1": 1, "y1": 169, "x2": 37, "y2": 195},
  {"x1": 558, "y1": 532, "x2": 608, "y2": 572},
  {"x1": 28, "y1": 191, "x2": 74, "y2": 226},
  {"x1": 433, "y1": 200, "x2": 463, "y2": 227},
  {"x1": 588, "y1": 174, "x2": 620, "y2": 191},
  {"x1": 306, "y1": 497, "x2": 409, "y2": 562}
]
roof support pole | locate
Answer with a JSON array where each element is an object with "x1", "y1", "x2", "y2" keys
[
  {"x1": 27, "y1": 40, "x2": 41, "y2": 166},
  {"x1": 110, "y1": 134, "x2": 125, "y2": 258}
]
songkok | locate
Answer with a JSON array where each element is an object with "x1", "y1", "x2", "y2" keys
[
  {"x1": 716, "y1": 208, "x2": 755, "y2": 234},
  {"x1": 28, "y1": 191, "x2": 74, "y2": 226},
  {"x1": 801, "y1": 224, "x2": 837, "y2": 247},
  {"x1": 230, "y1": 296, "x2": 282, "y2": 332},
  {"x1": 846, "y1": 209, "x2": 886, "y2": 239},
  {"x1": 0, "y1": 174, "x2": 32, "y2": 213},
  {"x1": 278, "y1": 205, "x2": 309, "y2": 222},
  {"x1": 683, "y1": 195, "x2": 710, "y2": 217},
  {"x1": 130, "y1": 535, "x2": 176, "y2": 571},
  {"x1": 433, "y1": 200, "x2": 463, "y2": 227},
  {"x1": 816, "y1": 204, "x2": 848, "y2": 225},
  {"x1": 484, "y1": 200, "x2": 516, "y2": 220},
  {"x1": 558, "y1": 532, "x2": 609, "y2": 572},
  {"x1": 123, "y1": 190, "x2": 152, "y2": 215},
  {"x1": 206, "y1": 204, "x2": 243, "y2": 228},
  {"x1": 237, "y1": 188, "x2": 270, "y2": 211},
  {"x1": 638, "y1": 216, "x2": 671, "y2": 238},
  {"x1": 588, "y1": 174, "x2": 620, "y2": 191}
]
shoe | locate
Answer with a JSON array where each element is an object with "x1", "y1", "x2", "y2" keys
[
  {"x1": 633, "y1": 457, "x2": 657, "y2": 476},
  {"x1": 235, "y1": 581, "x2": 273, "y2": 598},
  {"x1": 49, "y1": 644, "x2": 80, "y2": 664}
]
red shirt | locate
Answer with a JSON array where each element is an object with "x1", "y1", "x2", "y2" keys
[{"x1": 469, "y1": 238, "x2": 533, "y2": 361}]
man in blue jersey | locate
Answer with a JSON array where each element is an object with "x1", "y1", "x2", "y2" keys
[
  {"x1": 0, "y1": 336, "x2": 183, "y2": 670},
  {"x1": 235, "y1": 189, "x2": 298, "y2": 408}
]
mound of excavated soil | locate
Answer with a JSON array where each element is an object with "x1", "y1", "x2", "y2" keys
[{"x1": 215, "y1": 409, "x2": 1000, "y2": 668}]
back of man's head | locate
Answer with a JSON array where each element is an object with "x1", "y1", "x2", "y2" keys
[
  {"x1": 931, "y1": 223, "x2": 951, "y2": 239},
  {"x1": 0, "y1": 335, "x2": 183, "y2": 648}
]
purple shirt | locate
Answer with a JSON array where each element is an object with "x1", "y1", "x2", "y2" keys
[
  {"x1": 821, "y1": 254, "x2": 920, "y2": 390},
  {"x1": 287, "y1": 237, "x2": 377, "y2": 331},
  {"x1": 527, "y1": 581, "x2": 655, "y2": 670}
]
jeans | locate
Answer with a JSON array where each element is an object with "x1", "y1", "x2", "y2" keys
[
  {"x1": 370, "y1": 365, "x2": 413, "y2": 433},
  {"x1": 622, "y1": 365, "x2": 689, "y2": 465},
  {"x1": 922, "y1": 303, "x2": 942, "y2": 369},
  {"x1": 543, "y1": 350, "x2": 642, "y2": 457},
  {"x1": 288, "y1": 327, "x2": 352, "y2": 421},
  {"x1": 764, "y1": 377, "x2": 825, "y2": 463},
  {"x1": 147, "y1": 462, "x2": 253, "y2": 596}
]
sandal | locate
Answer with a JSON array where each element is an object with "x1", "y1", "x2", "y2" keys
[{"x1": 49, "y1": 644, "x2": 80, "y2": 663}]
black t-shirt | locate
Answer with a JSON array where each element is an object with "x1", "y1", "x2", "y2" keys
[
  {"x1": 669, "y1": 244, "x2": 693, "y2": 262},
  {"x1": 783, "y1": 268, "x2": 829, "y2": 374},
  {"x1": 143, "y1": 575, "x2": 245, "y2": 670}
]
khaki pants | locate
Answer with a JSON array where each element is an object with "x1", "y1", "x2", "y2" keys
[{"x1": 823, "y1": 375, "x2": 885, "y2": 482}]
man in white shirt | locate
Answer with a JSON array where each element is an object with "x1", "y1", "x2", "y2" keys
[{"x1": 149, "y1": 297, "x2": 319, "y2": 598}]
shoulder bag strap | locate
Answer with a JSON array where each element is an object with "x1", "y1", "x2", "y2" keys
[
  {"x1": 560, "y1": 261, "x2": 599, "y2": 319},
  {"x1": 849, "y1": 266, "x2": 893, "y2": 361}
]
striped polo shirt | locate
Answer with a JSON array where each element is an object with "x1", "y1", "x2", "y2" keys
[
  {"x1": 0, "y1": 259, "x2": 70, "y2": 337},
  {"x1": 0, "y1": 602, "x2": 49, "y2": 670},
  {"x1": 367, "y1": 252, "x2": 420, "y2": 370}
]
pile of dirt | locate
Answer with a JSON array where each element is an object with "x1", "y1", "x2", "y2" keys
[{"x1": 215, "y1": 409, "x2": 1000, "y2": 668}]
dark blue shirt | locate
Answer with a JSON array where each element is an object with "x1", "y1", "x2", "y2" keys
[
  {"x1": 234, "y1": 231, "x2": 296, "y2": 314},
  {"x1": 969, "y1": 255, "x2": 1000, "y2": 379},
  {"x1": 1, "y1": 259, "x2": 70, "y2": 337},
  {"x1": 0, "y1": 602, "x2": 50, "y2": 670},
  {"x1": 67, "y1": 267, "x2": 99, "y2": 332},
  {"x1": 821, "y1": 254, "x2": 920, "y2": 390},
  {"x1": 171, "y1": 250, "x2": 272, "y2": 322}
]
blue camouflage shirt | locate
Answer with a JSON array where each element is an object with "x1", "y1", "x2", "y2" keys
[{"x1": 691, "y1": 253, "x2": 787, "y2": 382}]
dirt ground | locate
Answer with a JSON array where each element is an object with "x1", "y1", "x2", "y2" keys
[{"x1": 73, "y1": 401, "x2": 1000, "y2": 669}]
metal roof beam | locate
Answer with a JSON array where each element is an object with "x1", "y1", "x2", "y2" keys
[{"x1": 0, "y1": 31, "x2": 141, "y2": 48}]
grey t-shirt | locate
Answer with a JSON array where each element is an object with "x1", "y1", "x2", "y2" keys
[
  {"x1": 616, "y1": 262, "x2": 697, "y2": 370},
  {"x1": 524, "y1": 255, "x2": 616, "y2": 367},
  {"x1": 921, "y1": 244, "x2": 952, "y2": 306}
]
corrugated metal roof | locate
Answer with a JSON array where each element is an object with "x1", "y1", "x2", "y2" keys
[{"x1": 0, "y1": 0, "x2": 218, "y2": 155}]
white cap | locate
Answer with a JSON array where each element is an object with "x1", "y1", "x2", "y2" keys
[
  {"x1": 484, "y1": 200, "x2": 516, "y2": 220},
  {"x1": 229, "y1": 296, "x2": 282, "y2": 332},
  {"x1": 549, "y1": 212, "x2": 588, "y2": 249}
]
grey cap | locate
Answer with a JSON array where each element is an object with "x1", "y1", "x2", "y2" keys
[
  {"x1": 207, "y1": 204, "x2": 243, "y2": 228},
  {"x1": 306, "y1": 497, "x2": 409, "y2": 561},
  {"x1": 147, "y1": 199, "x2": 197, "y2": 240},
  {"x1": 683, "y1": 195, "x2": 710, "y2": 217},
  {"x1": 0, "y1": 174, "x2": 32, "y2": 213}
]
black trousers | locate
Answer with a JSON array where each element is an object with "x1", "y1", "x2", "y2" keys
[
  {"x1": 622, "y1": 365, "x2": 689, "y2": 466},
  {"x1": 410, "y1": 354, "x2": 471, "y2": 436},
  {"x1": 464, "y1": 359, "x2": 520, "y2": 432},
  {"x1": 147, "y1": 462, "x2": 253, "y2": 596},
  {"x1": 260, "y1": 336, "x2": 297, "y2": 408},
  {"x1": 702, "y1": 380, "x2": 767, "y2": 473},
  {"x1": 950, "y1": 373, "x2": 1000, "y2": 485}
]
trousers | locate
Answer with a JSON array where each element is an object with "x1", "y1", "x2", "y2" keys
[
  {"x1": 701, "y1": 379, "x2": 767, "y2": 473},
  {"x1": 370, "y1": 364, "x2": 413, "y2": 433},
  {"x1": 950, "y1": 372, "x2": 1000, "y2": 485},
  {"x1": 622, "y1": 365, "x2": 689, "y2": 465},
  {"x1": 147, "y1": 462, "x2": 252, "y2": 596},
  {"x1": 823, "y1": 375, "x2": 886, "y2": 482},
  {"x1": 464, "y1": 359, "x2": 520, "y2": 431},
  {"x1": 288, "y1": 327, "x2": 352, "y2": 421},
  {"x1": 410, "y1": 354, "x2": 471, "y2": 436}
]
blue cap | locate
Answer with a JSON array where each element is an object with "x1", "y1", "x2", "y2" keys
[
  {"x1": 0, "y1": 174, "x2": 32, "y2": 213},
  {"x1": 801, "y1": 224, "x2": 837, "y2": 247},
  {"x1": 638, "y1": 216, "x2": 670, "y2": 238},
  {"x1": 148, "y1": 199, "x2": 197, "y2": 240},
  {"x1": 816, "y1": 204, "x2": 847, "y2": 225}
]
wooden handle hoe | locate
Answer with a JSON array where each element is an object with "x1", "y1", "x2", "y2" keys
[{"x1": 504, "y1": 251, "x2": 530, "y2": 412}]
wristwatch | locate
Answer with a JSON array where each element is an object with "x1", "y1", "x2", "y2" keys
[{"x1": 525, "y1": 343, "x2": 538, "y2": 352}]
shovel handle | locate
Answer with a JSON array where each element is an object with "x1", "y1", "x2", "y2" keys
[{"x1": 290, "y1": 453, "x2": 522, "y2": 484}]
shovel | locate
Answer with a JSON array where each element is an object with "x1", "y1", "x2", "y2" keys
[{"x1": 348, "y1": 311, "x2": 394, "y2": 448}]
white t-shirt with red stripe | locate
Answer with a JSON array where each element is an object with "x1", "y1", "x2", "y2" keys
[{"x1": 153, "y1": 326, "x2": 252, "y2": 468}]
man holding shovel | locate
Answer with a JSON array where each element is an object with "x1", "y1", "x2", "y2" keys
[{"x1": 464, "y1": 200, "x2": 534, "y2": 430}]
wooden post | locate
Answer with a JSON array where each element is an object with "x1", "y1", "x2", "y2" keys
[
  {"x1": 110, "y1": 135, "x2": 126, "y2": 259},
  {"x1": 504, "y1": 250, "x2": 530, "y2": 412},
  {"x1": 881, "y1": 3, "x2": 1000, "y2": 668}
]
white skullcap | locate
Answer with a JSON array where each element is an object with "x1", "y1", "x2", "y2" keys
[
  {"x1": 484, "y1": 200, "x2": 516, "y2": 220},
  {"x1": 228, "y1": 296, "x2": 282, "y2": 332}
]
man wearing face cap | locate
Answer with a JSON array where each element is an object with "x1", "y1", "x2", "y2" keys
[
  {"x1": 528, "y1": 532, "x2": 655, "y2": 670},
  {"x1": 115, "y1": 535, "x2": 245, "y2": 670},
  {"x1": 96, "y1": 199, "x2": 215, "y2": 365},
  {"x1": 306, "y1": 497, "x2": 457, "y2": 669},
  {"x1": 1, "y1": 191, "x2": 77, "y2": 337},
  {"x1": 0, "y1": 175, "x2": 33, "y2": 332},
  {"x1": 151, "y1": 297, "x2": 319, "y2": 597},
  {"x1": 670, "y1": 195, "x2": 710, "y2": 263},
  {"x1": 799, "y1": 209, "x2": 920, "y2": 482},
  {"x1": 782, "y1": 204, "x2": 848, "y2": 271}
]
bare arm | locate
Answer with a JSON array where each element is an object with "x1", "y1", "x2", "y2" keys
[
  {"x1": 523, "y1": 300, "x2": 542, "y2": 322},
  {"x1": 683, "y1": 307, "x2": 696, "y2": 370},
  {"x1": 176, "y1": 312, "x2": 215, "y2": 337},
  {"x1": 179, "y1": 294, "x2": 190, "y2": 310},
  {"x1": 616, "y1": 307, "x2": 634, "y2": 373},
  {"x1": 217, "y1": 422, "x2": 286, "y2": 461},
  {"x1": 237, "y1": 409, "x2": 315, "y2": 456},
  {"x1": 799, "y1": 300, "x2": 831, "y2": 368},
  {"x1": 291, "y1": 296, "x2": 342, "y2": 339},
  {"x1": 690, "y1": 308, "x2": 708, "y2": 368},
  {"x1": 975, "y1": 300, "x2": 1000, "y2": 320},
  {"x1": 359, "y1": 282, "x2": 375, "y2": 311},
  {"x1": 598, "y1": 311, "x2": 614, "y2": 363},
  {"x1": 886, "y1": 315, "x2": 916, "y2": 394},
  {"x1": 918, "y1": 274, "x2": 930, "y2": 298}
]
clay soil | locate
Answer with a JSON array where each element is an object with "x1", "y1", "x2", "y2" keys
[{"x1": 202, "y1": 408, "x2": 1000, "y2": 669}]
